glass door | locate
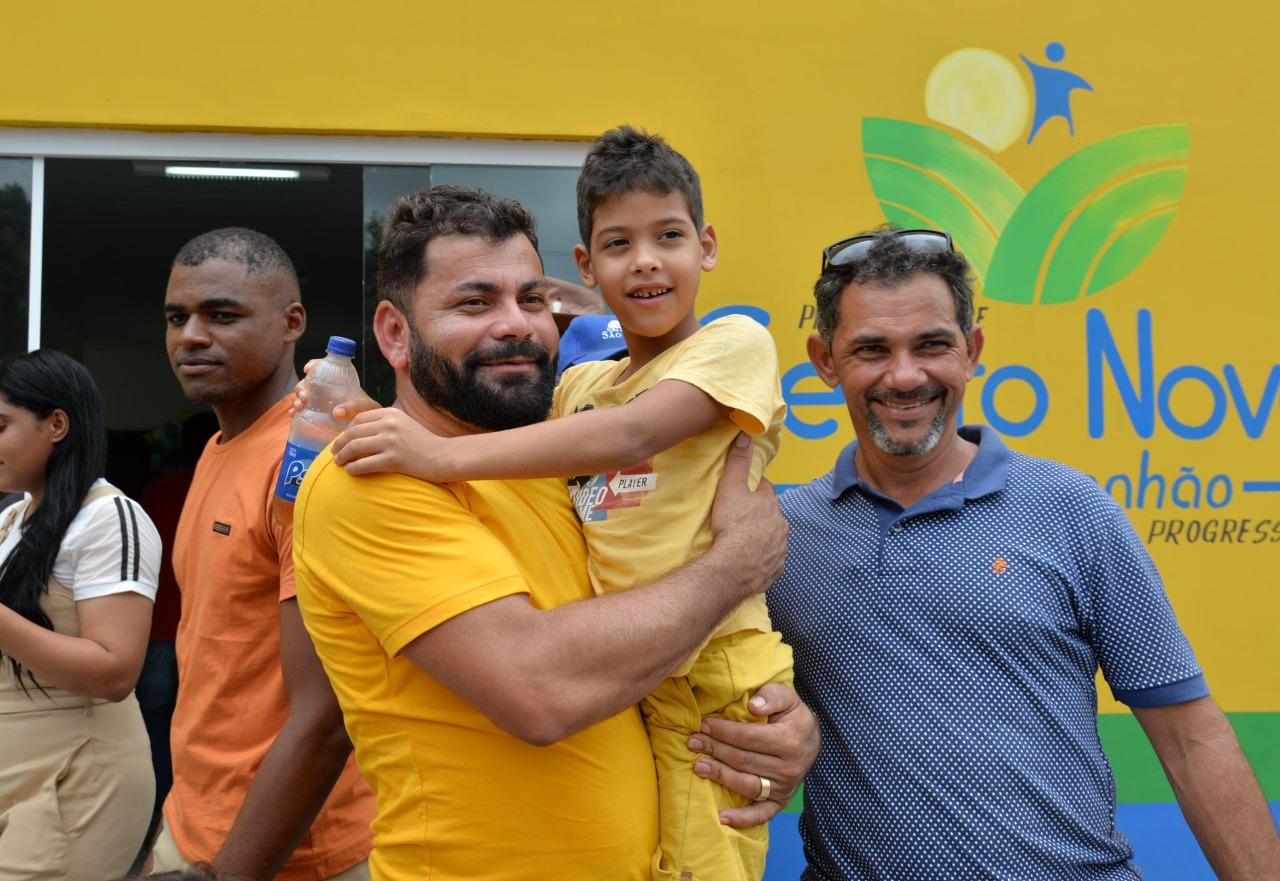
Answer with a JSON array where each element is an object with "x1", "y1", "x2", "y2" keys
[{"x1": 0, "y1": 157, "x2": 32, "y2": 358}]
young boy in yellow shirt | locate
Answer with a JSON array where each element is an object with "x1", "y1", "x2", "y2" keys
[{"x1": 335, "y1": 126, "x2": 793, "y2": 881}]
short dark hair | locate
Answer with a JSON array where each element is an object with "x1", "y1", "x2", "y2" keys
[
  {"x1": 378, "y1": 185, "x2": 541, "y2": 313},
  {"x1": 172, "y1": 227, "x2": 299, "y2": 293},
  {"x1": 813, "y1": 228, "x2": 976, "y2": 344},
  {"x1": 576, "y1": 125, "x2": 704, "y2": 246}
]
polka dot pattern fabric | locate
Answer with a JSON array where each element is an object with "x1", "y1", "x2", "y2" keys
[{"x1": 768, "y1": 426, "x2": 1206, "y2": 880}]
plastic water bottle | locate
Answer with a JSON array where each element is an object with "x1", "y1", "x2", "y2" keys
[{"x1": 272, "y1": 336, "x2": 360, "y2": 526}]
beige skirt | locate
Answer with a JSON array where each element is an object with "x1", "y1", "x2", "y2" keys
[{"x1": 0, "y1": 693, "x2": 154, "y2": 881}]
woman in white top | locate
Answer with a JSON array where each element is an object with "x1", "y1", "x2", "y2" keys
[{"x1": 0, "y1": 349, "x2": 160, "y2": 881}]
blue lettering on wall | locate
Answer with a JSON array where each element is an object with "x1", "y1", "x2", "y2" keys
[
  {"x1": 780, "y1": 362, "x2": 844, "y2": 439},
  {"x1": 1158, "y1": 365, "x2": 1226, "y2": 440},
  {"x1": 1094, "y1": 450, "x2": 1236, "y2": 511},
  {"x1": 720, "y1": 304, "x2": 1273, "y2": 448},
  {"x1": 1087, "y1": 308, "x2": 1155, "y2": 438},
  {"x1": 1224, "y1": 365, "x2": 1280, "y2": 439},
  {"x1": 980, "y1": 365, "x2": 1050, "y2": 437},
  {"x1": 1086, "y1": 308, "x2": 1277, "y2": 440},
  {"x1": 701, "y1": 305, "x2": 771, "y2": 327}
]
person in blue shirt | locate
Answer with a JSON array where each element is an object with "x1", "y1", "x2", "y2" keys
[
  {"x1": 543, "y1": 276, "x2": 628, "y2": 378},
  {"x1": 768, "y1": 227, "x2": 1280, "y2": 880},
  {"x1": 555, "y1": 313, "x2": 627, "y2": 378}
]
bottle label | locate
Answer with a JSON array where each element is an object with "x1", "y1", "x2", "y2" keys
[{"x1": 274, "y1": 440, "x2": 323, "y2": 504}]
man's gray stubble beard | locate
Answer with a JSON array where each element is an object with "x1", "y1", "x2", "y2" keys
[{"x1": 865, "y1": 391, "x2": 947, "y2": 457}]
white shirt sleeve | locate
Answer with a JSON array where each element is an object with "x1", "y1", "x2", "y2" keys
[
  {"x1": 0, "y1": 497, "x2": 31, "y2": 567},
  {"x1": 57, "y1": 492, "x2": 161, "y2": 602}
]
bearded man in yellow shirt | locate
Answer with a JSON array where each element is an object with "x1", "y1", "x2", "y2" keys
[{"x1": 292, "y1": 185, "x2": 816, "y2": 881}]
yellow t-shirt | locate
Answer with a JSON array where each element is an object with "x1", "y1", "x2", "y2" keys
[
  {"x1": 553, "y1": 314, "x2": 785, "y2": 662},
  {"x1": 293, "y1": 451, "x2": 657, "y2": 881}
]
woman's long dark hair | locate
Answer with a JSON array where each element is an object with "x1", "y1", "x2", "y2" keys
[{"x1": 0, "y1": 350, "x2": 107, "y2": 684}]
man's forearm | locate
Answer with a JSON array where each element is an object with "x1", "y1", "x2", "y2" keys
[
  {"x1": 1138, "y1": 700, "x2": 1280, "y2": 880},
  {"x1": 448, "y1": 380, "x2": 723, "y2": 481},
  {"x1": 529, "y1": 540, "x2": 759, "y2": 734},
  {"x1": 1166, "y1": 732, "x2": 1280, "y2": 878},
  {"x1": 406, "y1": 434, "x2": 788, "y2": 746},
  {"x1": 415, "y1": 535, "x2": 775, "y2": 747},
  {"x1": 212, "y1": 715, "x2": 351, "y2": 880}
]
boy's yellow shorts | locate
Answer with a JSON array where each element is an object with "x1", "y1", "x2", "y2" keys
[{"x1": 641, "y1": 628, "x2": 794, "y2": 881}]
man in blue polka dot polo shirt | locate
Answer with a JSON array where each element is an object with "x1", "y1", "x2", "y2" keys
[{"x1": 768, "y1": 229, "x2": 1280, "y2": 880}]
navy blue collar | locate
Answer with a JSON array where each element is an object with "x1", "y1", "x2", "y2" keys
[{"x1": 827, "y1": 425, "x2": 1010, "y2": 505}]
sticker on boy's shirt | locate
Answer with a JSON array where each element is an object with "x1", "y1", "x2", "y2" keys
[{"x1": 568, "y1": 458, "x2": 657, "y2": 523}]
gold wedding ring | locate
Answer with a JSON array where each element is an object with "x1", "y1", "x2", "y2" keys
[{"x1": 755, "y1": 775, "x2": 773, "y2": 802}]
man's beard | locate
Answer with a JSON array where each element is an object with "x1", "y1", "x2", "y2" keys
[
  {"x1": 407, "y1": 326, "x2": 555, "y2": 432},
  {"x1": 865, "y1": 385, "x2": 947, "y2": 456}
]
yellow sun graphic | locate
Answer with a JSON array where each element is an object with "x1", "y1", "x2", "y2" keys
[{"x1": 925, "y1": 48, "x2": 1030, "y2": 153}]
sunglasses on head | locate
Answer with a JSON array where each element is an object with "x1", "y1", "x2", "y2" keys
[{"x1": 821, "y1": 229, "x2": 953, "y2": 272}]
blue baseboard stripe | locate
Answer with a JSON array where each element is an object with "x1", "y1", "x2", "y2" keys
[{"x1": 763, "y1": 803, "x2": 1280, "y2": 879}]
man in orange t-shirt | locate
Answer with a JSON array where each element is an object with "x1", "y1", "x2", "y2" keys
[{"x1": 153, "y1": 227, "x2": 374, "y2": 881}]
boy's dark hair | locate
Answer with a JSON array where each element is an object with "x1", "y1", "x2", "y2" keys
[
  {"x1": 576, "y1": 125, "x2": 704, "y2": 246},
  {"x1": 813, "y1": 228, "x2": 976, "y2": 344},
  {"x1": 378, "y1": 185, "x2": 540, "y2": 314},
  {"x1": 173, "y1": 227, "x2": 299, "y2": 292}
]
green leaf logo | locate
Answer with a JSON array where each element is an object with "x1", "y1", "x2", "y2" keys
[
  {"x1": 861, "y1": 117, "x2": 1189, "y2": 305},
  {"x1": 986, "y1": 126, "x2": 1189, "y2": 304},
  {"x1": 863, "y1": 118, "x2": 1024, "y2": 284}
]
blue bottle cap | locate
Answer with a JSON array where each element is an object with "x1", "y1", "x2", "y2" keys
[{"x1": 326, "y1": 336, "x2": 356, "y2": 358}]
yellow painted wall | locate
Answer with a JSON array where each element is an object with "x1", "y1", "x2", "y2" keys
[{"x1": 4, "y1": 2, "x2": 1278, "y2": 712}]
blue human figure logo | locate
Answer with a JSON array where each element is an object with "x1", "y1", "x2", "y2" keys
[{"x1": 1021, "y1": 41, "x2": 1094, "y2": 143}]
